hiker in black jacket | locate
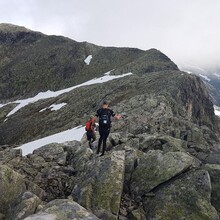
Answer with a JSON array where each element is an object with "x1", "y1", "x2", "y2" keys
[{"x1": 95, "y1": 100, "x2": 121, "y2": 156}]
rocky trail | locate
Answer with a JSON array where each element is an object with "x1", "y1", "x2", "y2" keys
[{"x1": 1, "y1": 124, "x2": 220, "y2": 219}]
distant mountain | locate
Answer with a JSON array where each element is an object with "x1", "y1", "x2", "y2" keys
[
  {"x1": 179, "y1": 64, "x2": 220, "y2": 105},
  {"x1": 0, "y1": 23, "x2": 178, "y2": 102}
]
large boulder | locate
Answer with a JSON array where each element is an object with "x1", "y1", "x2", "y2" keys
[
  {"x1": 143, "y1": 169, "x2": 219, "y2": 220},
  {"x1": 0, "y1": 148, "x2": 22, "y2": 164},
  {"x1": 72, "y1": 151, "x2": 125, "y2": 220},
  {"x1": 24, "y1": 199, "x2": 100, "y2": 220},
  {"x1": 205, "y1": 164, "x2": 220, "y2": 212},
  {"x1": 62, "y1": 140, "x2": 93, "y2": 171},
  {"x1": 130, "y1": 150, "x2": 196, "y2": 198},
  {"x1": 0, "y1": 165, "x2": 26, "y2": 215},
  {"x1": 33, "y1": 143, "x2": 67, "y2": 165},
  {"x1": 6, "y1": 191, "x2": 42, "y2": 220},
  {"x1": 138, "y1": 134, "x2": 187, "y2": 153},
  {"x1": 123, "y1": 146, "x2": 143, "y2": 194}
]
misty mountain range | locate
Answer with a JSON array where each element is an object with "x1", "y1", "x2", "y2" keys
[{"x1": 180, "y1": 64, "x2": 220, "y2": 105}]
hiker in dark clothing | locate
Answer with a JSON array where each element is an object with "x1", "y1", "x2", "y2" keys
[{"x1": 95, "y1": 100, "x2": 121, "y2": 156}]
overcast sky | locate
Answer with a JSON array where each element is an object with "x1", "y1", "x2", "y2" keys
[{"x1": 0, "y1": 0, "x2": 220, "y2": 70}]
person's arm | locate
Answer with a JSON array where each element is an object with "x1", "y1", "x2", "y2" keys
[
  {"x1": 111, "y1": 110, "x2": 121, "y2": 120},
  {"x1": 114, "y1": 114, "x2": 121, "y2": 120}
]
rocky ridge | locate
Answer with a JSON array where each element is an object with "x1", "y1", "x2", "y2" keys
[{"x1": 0, "y1": 24, "x2": 220, "y2": 220}]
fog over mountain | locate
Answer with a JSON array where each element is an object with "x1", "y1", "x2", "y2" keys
[{"x1": 0, "y1": 0, "x2": 220, "y2": 70}]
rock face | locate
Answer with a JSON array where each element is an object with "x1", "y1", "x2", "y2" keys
[
  {"x1": 205, "y1": 164, "x2": 220, "y2": 213},
  {"x1": 0, "y1": 165, "x2": 43, "y2": 219},
  {"x1": 72, "y1": 151, "x2": 125, "y2": 220},
  {"x1": 0, "y1": 165, "x2": 26, "y2": 215},
  {"x1": 143, "y1": 170, "x2": 219, "y2": 220},
  {"x1": 130, "y1": 150, "x2": 195, "y2": 198}
]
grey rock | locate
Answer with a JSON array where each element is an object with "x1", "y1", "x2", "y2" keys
[
  {"x1": 205, "y1": 164, "x2": 220, "y2": 212},
  {"x1": 24, "y1": 199, "x2": 100, "y2": 220},
  {"x1": 0, "y1": 213, "x2": 5, "y2": 220},
  {"x1": 72, "y1": 151, "x2": 125, "y2": 220},
  {"x1": 143, "y1": 169, "x2": 219, "y2": 220},
  {"x1": 6, "y1": 192, "x2": 42, "y2": 220},
  {"x1": 33, "y1": 143, "x2": 67, "y2": 165},
  {"x1": 0, "y1": 165, "x2": 26, "y2": 215},
  {"x1": 131, "y1": 150, "x2": 195, "y2": 197}
]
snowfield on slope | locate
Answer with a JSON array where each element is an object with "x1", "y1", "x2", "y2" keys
[
  {"x1": 16, "y1": 126, "x2": 85, "y2": 156},
  {"x1": 12, "y1": 71, "x2": 133, "y2": 155},
  {"x1": 0, "y1": 71, "x2": 132, "y2": 117}
]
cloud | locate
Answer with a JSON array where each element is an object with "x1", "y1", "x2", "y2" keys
[{"x1": 0, "y1": 0, "x2": 220, "y2": 69}]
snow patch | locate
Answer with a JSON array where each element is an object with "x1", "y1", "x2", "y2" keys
[
  {"x1": 16, "y1": 125, "x2": 85, "y2": 156},
  {"x1": 0, "y1": 104, "x2": 6, "y2": 109},
  {"x1": 3, "y1": 72, "x2": 133, "y2": 117},
  {"x1": 40, "y1": 103, "x2": 67, "y2": 112},
  {"x1": 84, "y1": 55, "x2": 92, "y2": 65},
  {"x1": 185, "y1": 70, "x2": 192, "y2": 74},
  {"x1": 199, "y1": 74, "x2": 211, "y2": 82},
  {"x1": 214, "y1": 105, "x2": 220, "y2": 117},
  {"x1": 213, "y1": 73, "x2": 220, "y2": 78}
]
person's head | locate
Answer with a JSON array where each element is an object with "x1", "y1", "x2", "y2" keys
[
  {"x1": 102, "y1": 100, "x2": 109, "y2": 109},
  {"x1": 89, "y1": 114, "x2": 94, "y2": 119}
]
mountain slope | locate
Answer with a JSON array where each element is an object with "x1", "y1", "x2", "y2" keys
[
  {"x1": 0, "y1": 23, "x2": 178, "y2": 101},
  {"x1": 0, "y1": 24, "x2": 220, "y2": 220},
  {"x1": 180, "y1": 64, "x2": 220, "y2": 105}
]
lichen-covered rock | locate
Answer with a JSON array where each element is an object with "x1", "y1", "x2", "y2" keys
[
  {"x1": 205, "y1": 164, "x2": 220, "y2": 212},
  {"x1": 24, "y1": 212, "x2": 57, "y2": 220},
  {"x1": 24, "y1": 199, "x2": 100, "y2": 220},
  {"x1": 0, "y1": 165, "x2": 26, "y2": 215},
  {"x1": 131, "y1": 150, "x2": 195, "y2": 197},
  {"x1": 33, "y1": 143, "x2": 67, "y2": 165},
  {"x1": 25, "y1": 180, "x2": 47, "y2": 201},
  {"x1": 62, "y1": 141, "x2": 93, "y2": 171},
  {"x1": 6, "y1": 191, "x2": 42, "y2": 220},
  {"x1": 138, "y1": 134, "x2": 187, "y2": 153},
  {"x1": 0, "y1": 148, "x2": 22, "y2": 164},
  {"x1": 123, "y1": 147, "x2": 143, "y2": 193},
  {"x1": 72, "y1": 151, "x2": 125, "y2": 220},
  {"x1": 143, "y1": 169, "x2": 219, "y2": 220},
  {"x1": 129, "y1": 208, "x2": 146, "y2": 220},
  {"x1": 0, "y1": 213, "x2": 5, "y2": 220}
]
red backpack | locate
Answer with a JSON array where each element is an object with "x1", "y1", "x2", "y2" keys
[{"x1": 85, "y1": 120, "x2": 92, "y2": 131}]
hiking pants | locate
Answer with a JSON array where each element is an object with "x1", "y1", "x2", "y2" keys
[
  {"x1": 86, "y1": 130, "x2": 96, "y2": 143},
  {"x1": 97, "y1": 127, "x2": 110, "y2": 155}
]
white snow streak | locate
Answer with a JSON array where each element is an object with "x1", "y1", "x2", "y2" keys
[
  {"x1": 199, "y1": 74, "x2": 211, "y2": 82},
  {"x1": 3, "y1": 72, "x2": 132, "y2": 117},
  {"x1": 39, "y1": 103, "x2": 67, "y2": 112}
]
